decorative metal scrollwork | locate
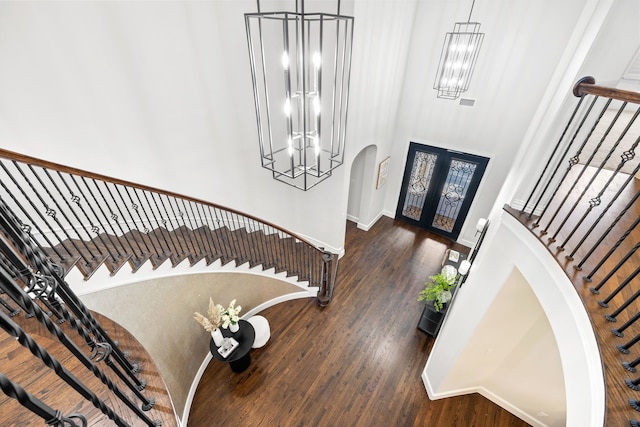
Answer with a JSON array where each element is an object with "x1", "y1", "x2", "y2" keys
[
  {"x1": 622, "y1": 149, "x2": 636, "y2": 163},
  {"x1": 45, "y1": 208, "x2": 56, "y2": 218},
  {"x1": 45, "y1": 410, "x2": 87, "y2": 427},
  {"x1": 91, "y1": 342, "x2": 113, "y2": 363},
  {"x1": 70, "y1": 194, "x2": 81, "y2": 205}
]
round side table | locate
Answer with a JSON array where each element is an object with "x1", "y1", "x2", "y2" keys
[{"x1": 210, "y1": 319, "x2": 255, "y2": 372}]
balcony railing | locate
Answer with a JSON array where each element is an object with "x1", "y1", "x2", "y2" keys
[
  {"x1": 0, "y1": 148, "x2": 338, "y2": 425},
  {"x1": 511, "y1": 76, "x2": 640, "y2": 426}
]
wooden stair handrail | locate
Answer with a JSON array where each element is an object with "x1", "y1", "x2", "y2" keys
[
  {"x1": 0, "y1": 147, "x2": 323, "y2": 256},
  {"x1": 574, "y1": 76, "x2": 640, "y2": 104}
]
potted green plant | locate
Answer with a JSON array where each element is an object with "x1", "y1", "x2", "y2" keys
[{"x1": 418, "y1": 271, "x2": 457, "y2": 312}]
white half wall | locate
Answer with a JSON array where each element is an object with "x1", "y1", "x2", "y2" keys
[{"x1": 423, "y1": 211, "x2": 604, "y2": 427}]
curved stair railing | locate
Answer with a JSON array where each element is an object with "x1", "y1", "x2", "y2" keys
[
  {"x1": 0, "y1": 148, "x2": 338, "y2": 305},
  {"x1": 512, "y1": 77, "x2": 640, "y2": 426},
  {"x1": 0, "y1": 148, "x2": 339, "y2": 425}
]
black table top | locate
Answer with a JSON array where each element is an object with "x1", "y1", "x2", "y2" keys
[{"x1": 210, "y1": 319, "x2": 255, "y2": 363}]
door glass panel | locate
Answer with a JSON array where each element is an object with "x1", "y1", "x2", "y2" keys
[
  {"x1": 401, "y1": 151, "x2": 437, "y2": 220},
  {"x1": 432, "y1": 159, "x2": 477, "y2": 232}
]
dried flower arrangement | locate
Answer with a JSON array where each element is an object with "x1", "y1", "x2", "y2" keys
[{"x1": 193, "y1": 297, "x2": 224, "y2": 332}]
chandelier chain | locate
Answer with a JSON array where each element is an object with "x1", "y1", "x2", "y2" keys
[{"x1": 468, "y1": 0, "x2": 476, "y2": 23}]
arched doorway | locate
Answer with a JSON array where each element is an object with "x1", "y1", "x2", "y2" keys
[{"x1": 347, "y1": 145, "x2": 377, "y2": 227}]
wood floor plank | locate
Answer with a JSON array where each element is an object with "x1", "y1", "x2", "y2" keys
[
  {"x1": 189, "y1": 217, "x2": 530, "y2": 427},
  {"x1": 0, "y1": 310, "x2": 178, "y2": 427}
]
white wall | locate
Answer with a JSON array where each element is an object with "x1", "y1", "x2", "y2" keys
[
  {"x1": 0, "y1": 1, "x2": 627, "y2": 254},
  {"x1": 424, "y1": 212, "x2": 604, "y2": 426},
  {"x1": 502, "y1": 0, "x2": 638, "y2": 212},
  {"x1": 0, "y1": 1, "x2": 347, "y2": 254},
  {"x1": 384, "y1": 0, "x2": 593, "y2": 247}
]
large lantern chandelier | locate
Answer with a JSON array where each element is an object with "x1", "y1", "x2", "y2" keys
[
  {"x1": 433, "y1": 0, "x2": 484, "y2": 100},
  {"x1": 245, "y1": 0, "x2": 354, "y2": 191}
]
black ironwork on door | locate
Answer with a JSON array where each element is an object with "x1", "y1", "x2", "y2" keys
[{"x1": 396, "y1": 142, "x2": 489, "y2": 240}]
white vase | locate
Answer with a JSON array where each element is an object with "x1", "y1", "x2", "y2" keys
[
  {"x1": 211, "y1": 328, "x2": 224, "y2": 347},
  {"x1": 230, "y1": 322, "x2": 239, "y2": 333}
]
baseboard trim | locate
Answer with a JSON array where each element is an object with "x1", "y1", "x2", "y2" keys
[
  {"x1": 421, "y1": 370, "x2": 550, "y2": 427},
  {"x1": 180, "y1": 290, "x2": 316, "y2": 426}
]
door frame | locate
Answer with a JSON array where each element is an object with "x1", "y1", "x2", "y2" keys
[{"x1": 395, "y1": 142, "x2": 489, "y2": 241}]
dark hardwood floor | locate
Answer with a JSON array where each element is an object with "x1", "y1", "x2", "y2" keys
[
  {"x1": 0, "y1": 311, "x2": 178, "y2": 427},
  {"x1": 189, "y1": 217, "x2": 530, "y2": 427}
]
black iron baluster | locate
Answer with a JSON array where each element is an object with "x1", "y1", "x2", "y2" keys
[
  {"x1": 587, "y1": 240, "x2": 640, "y2": 287},
  {"x1": 174, "y1": 198, "x2": 198, "y2": 265},
  {"x1": 568, "y1": 164, "x2": 640, "y2": 264},
  {"x1": 183, "y1": 200, "x2": 205, "y2": 262},
  {"x1": 0, "y1": 180, "x2": 66, "y2": 261},
  {"x1": 139, "y1": 190, "x2": 171, "y2": 256},
  {"x1": 194, "y1": 202, "x2": 215, "y2": 264},
  {"x1": 202, "y1": 205, "x2": 226, "y2": 264},
  {"x1": 0, "y1": 294, "x2": 20, "y2": 316},
  {"x1": 222, "y1": 210, "x2": 238, "y2": 263},
  {"x1": 92, "y1": 343, "x2": 156, "y2": 411},
  {"x1": 240, "y1": 214, "x2": 251, "y2": 265},
  {"x1": 102, "y1": 182, "x2": 145, "y2": 259},
  {"x1": 256, "y1": 220, "x2": 269, "y2": 270},
  {"x1": 149, "y1": 192, "x2": 181, "y2": 261},
  {"x1": 155, "y1": 194, "x2": 185, "y2": 263},
  {"x1": 83, "y1": 178, "x2": 132, "y2": 260},
  {"x1": 624, "y1": 353, "x2": 640, "y2": 372},
  {"x1": 597, "y1": 266, "x2": 640, "y2": 308},
  {"x1": 545, "y1": 97, "x2": 621, "y2": 236},
  {"x1": 0, "y1": 255, "x2": 160, "y2": 425},
  {"x1": 114, "y1": 185, "x2": 152, "y2": 258},
  {"x1": 0, "y1": 310, "x2": 130, "y2": 426},
  {"x1": 23, "y1": 273, "x2": 67, "y2": 324},
  {"x1": 262, "y1": 224, "x2": 275, "y2": 271},
  {"x1": 1, "y1": 161, "x2": 82, "y2": 261},
  {"x1": 617, "y1": 332, "x2": 640, "y2": 354},
  {"x1": 532, "y1": 96, "x2": 602, "y2": 229},
  {"x1": 125, "y1": 187, "x2": 162, "y2": 258},
  {"x1": 0, "y1": 240, "x2": 146, "y2": 392},
  {"x1": 0, "y1": 372, "x2": 88, "y2": 427},
  {"x1": 0, "y1": 202, "x2": 143, "y2": 380},
  {"x1": 521, "y1": 92, "x2": 588, "y2": 216},
  {"x1": 186, "y1": 201, "x2": 206, "y2": 261},
  {"x1": 545, "y1": 99, "x2": 621, "y2": 239},
  {"x1": 25, "y1": 165, "x2": 103, "y2": 260},
  {"x1": 205, "y1": 206, "x2": 227, "y2": 263},
  {"x1": 165, "y1": 197, "x2": 195, "y2": 261},
  {"x1": 243, "y1": 215, "x2": 257, "y2": 267},
  {"x1": 32, "y1": 167, "x2": 105, "y2": 262},
  {"x1": 612, "y1": 312, "x2": 640, "y2": 337},
  {"x1": 556, "y1": 107, "x2": 640, "y2": 250},
  {"x1": 605, "y1": 288, "x2": 640, "y2": 322},
  {"x1": 627, "y1": 376, "x2": 640, "y2": 391}
]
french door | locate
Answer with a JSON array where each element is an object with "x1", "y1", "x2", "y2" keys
[{"x1": 395, "y1": 143, "x2": 489, "y2": 240}]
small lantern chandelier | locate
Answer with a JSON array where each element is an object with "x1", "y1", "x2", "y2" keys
[
  {"x1": 433, "y1": 0, "x2": 484, "y2": 100},
  {"x1": 245, "y1": 0, "x2": 354, "y2": 191}
]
